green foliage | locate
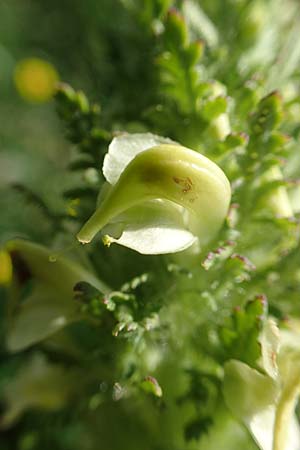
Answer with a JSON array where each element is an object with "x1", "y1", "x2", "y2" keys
[
  {"x1": 217, "y1": 296, "x2": 267, "y2": 367},
  {"x1": 55, "y1": 84, "x2": 111, "y2": 162}
]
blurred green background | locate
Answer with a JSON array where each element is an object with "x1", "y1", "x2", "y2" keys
[{"x1": 0, "y1": 0, "x2": 171, "y2": 248}]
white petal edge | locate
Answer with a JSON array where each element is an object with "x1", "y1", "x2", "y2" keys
[
  {"x1": 102, "y1": 199, "x2": 197, "y2": 254},
  {"x1": 223, "y1": 360, "x2": 278, "y2": 450},
  {"x1": 103, "y1": 132, "x2": 177, "y2": 185}
]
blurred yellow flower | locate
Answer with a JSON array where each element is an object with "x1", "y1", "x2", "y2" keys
[
  {"x1": 0, "y1": 250, "x2": 13, "y2": 285},
  {"x1": 14, "y1": 57, "x2": 59, "y2": 103}
]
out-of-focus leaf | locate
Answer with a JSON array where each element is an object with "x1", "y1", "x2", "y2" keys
[
  {"x1": 1, "y1": 354, "x2": 73, "y2": 428},
  {"x1": 5, "y1": 239, "x2": 109, "y2": 351}
]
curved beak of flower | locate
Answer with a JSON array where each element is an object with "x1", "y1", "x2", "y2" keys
[{"x1": 77, "y1": 135, "x2": 231, "y2": 255}]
